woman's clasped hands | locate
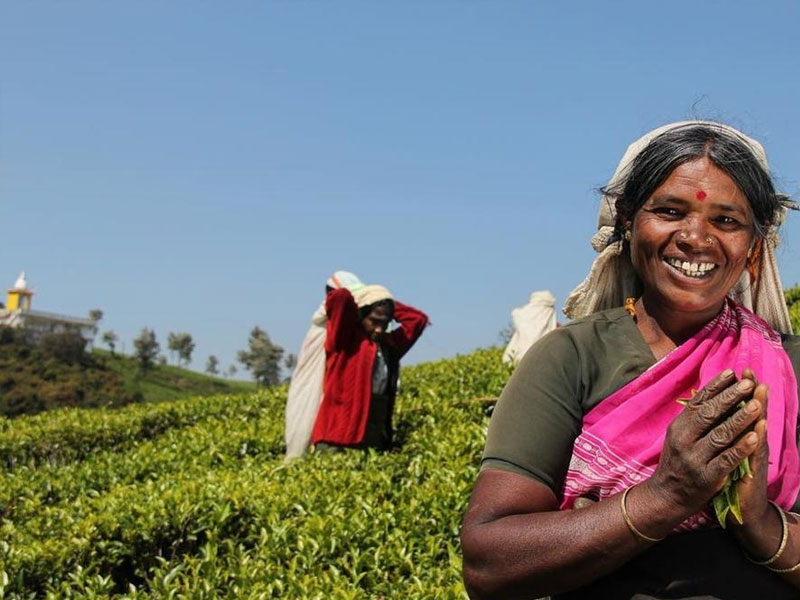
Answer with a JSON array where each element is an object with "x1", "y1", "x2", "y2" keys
[{"x1": 631, "y1": 368, "x2": 776, "y2": 548}]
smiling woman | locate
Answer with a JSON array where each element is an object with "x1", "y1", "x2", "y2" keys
[
  {"x1": 461, "y1": 122, "x2": 800, "y2": 599},
  {"x1": 625, "y1": 157, "x2": 760, "y2": 358}
]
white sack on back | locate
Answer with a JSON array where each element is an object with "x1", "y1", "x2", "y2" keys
[
  {"x1": 502, "y1": 291, "x2": 557, "y2": 365},
  {"x1": 284, "y1": 302, "x2": 327, "y2": 460}
]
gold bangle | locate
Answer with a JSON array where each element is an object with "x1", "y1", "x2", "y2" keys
[
  {"x1": 621, "y1": 486, "x2": 664, "y2": 543},
  {"x1": 768, "y1": 556, "x2": 800, "y2": 574},
  {"x1": 746, "y1": 501, "x2": 788, "y2": 566}
]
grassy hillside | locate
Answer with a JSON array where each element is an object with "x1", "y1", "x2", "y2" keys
[
  {"x1": 0, "y1": 330, "x2": 132, "y2": 417},
  {"x1": 0, "y1": 329, "x2": 255, "y2": 417},
  {"x1": 94, "y1": 349, "x2": 256, "y2": 404},
  {"x1": 0, "y1": 347, "x2": 513, "y2": 599}
]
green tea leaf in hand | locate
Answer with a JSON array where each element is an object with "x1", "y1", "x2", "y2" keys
[{"x1": 710, "y1": 401, "x2": 754, "y2": 528}]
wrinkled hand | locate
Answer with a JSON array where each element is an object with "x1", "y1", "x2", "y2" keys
[
  {"x1": 730, "y1": 368, "x2": 771, "y2": 529},
  {"x1": 647, "y1": 369, "x2": 762, "y2": 517}
]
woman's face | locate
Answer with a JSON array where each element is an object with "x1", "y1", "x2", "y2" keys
[
  {"x1": 628, "y1": 157, "x2": 756, "y2": 317},
  {"x1": 361, "y1": 304, "x2": 393, "y2": 341}
]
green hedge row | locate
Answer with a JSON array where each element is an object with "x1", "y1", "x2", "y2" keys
[
  {"x1": 0, "y1": 348, "x2": 510, "y2": 598},
  {"x1": 0, "y1": 410, "x2": 284, "y2": 526},
  {"x1": 0, "y1": 390, "x2": 280, "y2": 472}
]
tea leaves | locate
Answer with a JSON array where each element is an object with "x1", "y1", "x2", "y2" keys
[{"x1": 0, "y1": 348, "x2": 512, "y2": 599}]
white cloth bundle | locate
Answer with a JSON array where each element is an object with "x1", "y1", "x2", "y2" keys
[
  {"x1": 502, "y1": 291, "x2": 557, "y2": 364},
  {"x1": 284, "y1": 271, "x2": 364, "y2": 460}
]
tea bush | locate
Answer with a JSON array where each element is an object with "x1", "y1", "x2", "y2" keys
[
  {"x1": 787, "y1": 284, "x2": 800, "y2": 333},
  {"x1": 0, "y1": 347, "x2": 512, "y2": 599}
]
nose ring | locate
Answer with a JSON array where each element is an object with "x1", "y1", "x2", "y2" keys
[{"x1": 678, "y1": 231, "x2": 714, "y2": 245}]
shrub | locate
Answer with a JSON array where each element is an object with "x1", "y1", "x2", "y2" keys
[
  {"x1": 0, "y1": 334, "x2": 132, "y2": 417},
  {"x1": 786, "y1": 284, "x2": 800, "y2": 334},
  {"x1": 38, "y1": 331, "x2": 88, "y2": 364}
]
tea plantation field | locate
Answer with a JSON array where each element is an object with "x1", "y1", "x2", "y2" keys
[{"x1": 0, "y1": 348, "x2": 513, "y2": 599}]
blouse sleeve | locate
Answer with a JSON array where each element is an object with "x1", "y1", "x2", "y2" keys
[{"x1": 482, "y1": 327, "x2": 585, "y2": 495}]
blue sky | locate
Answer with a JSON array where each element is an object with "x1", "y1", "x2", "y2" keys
[{"x1": 2, "y1": 1, "x2": 800, "y2": 375}]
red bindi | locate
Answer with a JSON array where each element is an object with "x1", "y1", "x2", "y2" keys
[{"x1": 696, "y1": 190, "x2": 707, "y2": 200}]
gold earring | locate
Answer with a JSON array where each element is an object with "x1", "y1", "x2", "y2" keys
[{"x1": 624, "y1": 229, "x2": 631, "y2": 241}]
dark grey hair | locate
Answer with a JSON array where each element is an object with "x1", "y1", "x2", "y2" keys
[{"x1": 604, "y1": 123, "x2": 781, "y2": 240}]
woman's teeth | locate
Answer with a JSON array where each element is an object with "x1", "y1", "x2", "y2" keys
[{"x1": 664, "y1": 257, "x2": 717, "y2": 278}]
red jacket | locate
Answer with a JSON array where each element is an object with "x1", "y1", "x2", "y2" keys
[{"x1": 311, "y1": 288, "x2": 429, "y2": 446}]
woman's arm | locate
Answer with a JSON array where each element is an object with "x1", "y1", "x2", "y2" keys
[
  {"x1": 462, "y1": 470, "x2": 681, "y2": 599},
  {"x1": 325, "y1": 289, "x2": 359, "y2": 352},
  {"x1": 388, "y1": 301, "x2": 428, "y2": 358},
  {"x1": 462, "y1": 370, "x2": 763, "y2": 599}
]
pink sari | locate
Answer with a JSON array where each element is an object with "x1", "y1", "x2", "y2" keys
[{"x1": 559, "y1": 299, "x2": 800, "y2": 531}]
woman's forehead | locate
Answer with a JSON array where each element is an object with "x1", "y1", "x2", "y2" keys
[
  {"x1": 650, "y1": 158, "x2": 750, "y2": 211},
  {"x1": 369, "y1": 304, "x2": 393, "y2": 318}
]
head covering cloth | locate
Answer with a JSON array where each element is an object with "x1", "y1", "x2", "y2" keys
[
  {"x1": 563, "y1": 120, "x2": 795, "y2": 334},
  {"x1": 353, "y1": 284, "x2": 394, "y2": 309},
  {"x1": 327, "y1": 271, "x2": 365, "y2": 293},
  {"x1": 313, "y1": 271, "x2": 366, "y2": 326}
]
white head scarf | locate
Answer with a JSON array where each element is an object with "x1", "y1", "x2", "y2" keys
[
  {"x1": 326, "y1": 271, "x2": 365, "y2": 293},
  {"x1": 353, "y1": 284, "x2": 394, "y2": 309},
  {"x1": 312, "y1": 270, "x2": 366, "y2": 326},
  {"x1": 563, "y1": 120, "x2": 795, "y2": 334}
]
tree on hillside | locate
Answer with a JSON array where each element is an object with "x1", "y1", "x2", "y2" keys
[
  {"x1": 205, "y1": 355, "x2": 219, "y2": 375},
  {"x1": 177, "y1": 334, "x2": 195, "y2": 366},
  {"x1": 88, "y1": 308, "x2": 104, "y2": 322},
  {"x1": 786, "y1": 284, "x2": 800, "y2": 333},
  {"x1": 237, "y1": 326, "x2": 284, "y2": 387},
  {"x1": 101, "y1": 330, "x2": 118, "y2": 356},
  {"x1": 167, "y1": 332, "x2": 181, "y2": 365},
  {"x1": 133, "y1": 328, "x2": 160, "y2": 371},
  {"x1": 226, "y1": 365, "x2": 237, "y2": 378},
  {"x1": 167, "y1": 332, "x2": 195, "y2": 367},
  {"x1": 282, "y1": 353, "x2": 298, "y2": 383},
  {"x1": 498, "y1": 320, "x2": 514, "y2": 345}
]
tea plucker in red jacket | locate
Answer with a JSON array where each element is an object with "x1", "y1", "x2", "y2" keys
[{"x1": 312, "y1": 284, "x2": 429, "y2": 451}]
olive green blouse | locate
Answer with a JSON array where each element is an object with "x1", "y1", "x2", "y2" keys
[
  {"x1": 480, "y1": 307, "x2": 800, "y2": 600},
  {"x1": 483, "y1": 306, "x2": 800, "y2": 502}
]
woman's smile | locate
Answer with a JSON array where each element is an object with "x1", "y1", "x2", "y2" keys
[{"x1": 662, "y1": 257, "x2": 718, "y2": 279}]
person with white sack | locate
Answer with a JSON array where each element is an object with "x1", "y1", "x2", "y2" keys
[
  {"x1": 502, "y1": 290, "x2": 558, "y2": 365},
  {"x1": 284, "y1": 271, "x2": 364, "y2": 460},
  {"x1": 313, "y1": 283, "x2": 429, "y2": 452}
]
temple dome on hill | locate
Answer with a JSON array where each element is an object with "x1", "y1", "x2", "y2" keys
[
  {"x1": 13, "y1": 271, "x2": 28, "y2": 290},
  {"x1": 0, "y1": 271, "x2": 98, "y2": 346}
]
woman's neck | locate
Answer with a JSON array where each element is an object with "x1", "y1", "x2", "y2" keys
[{"x1": 634, "y1": 294, "x2": 724, "y2": 360}]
